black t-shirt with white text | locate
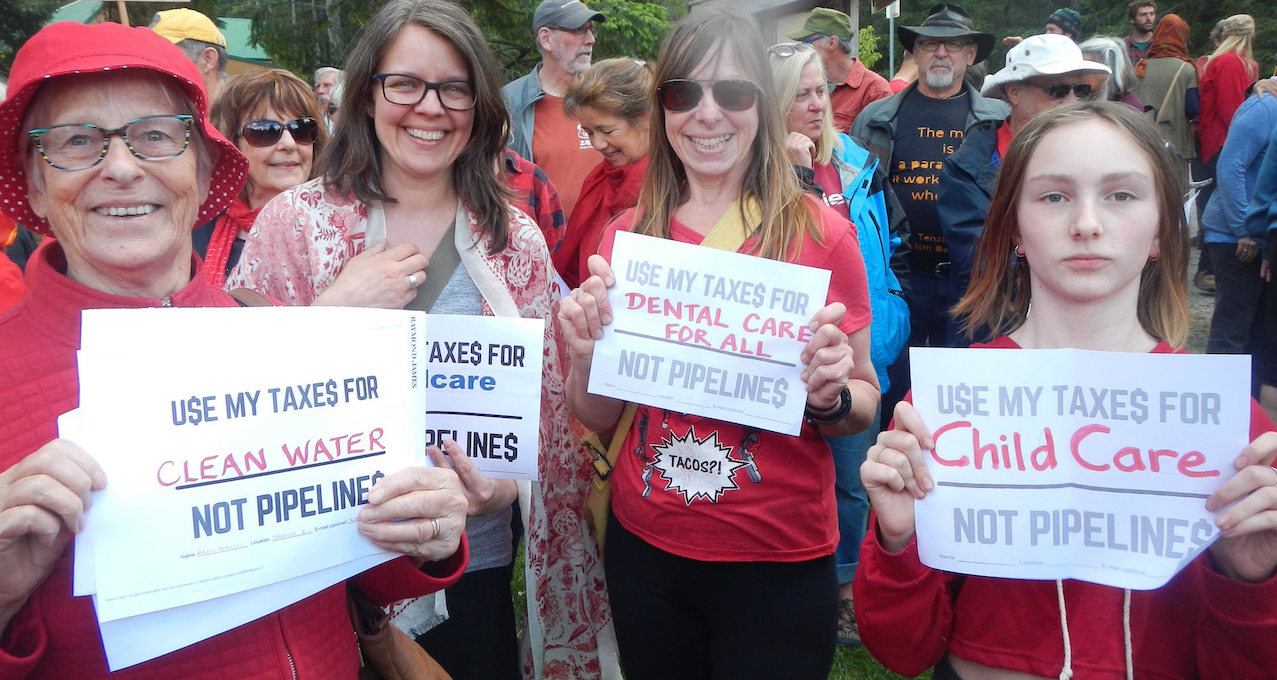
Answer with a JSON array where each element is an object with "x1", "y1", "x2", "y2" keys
[{"x1": 890, "y1": 87, "x2": 970, "y2": 274}]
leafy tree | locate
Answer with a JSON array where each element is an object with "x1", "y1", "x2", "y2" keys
[
  {"x1": 2, "y1": 0, "x2": 64, "y2": 75},
  {"x1": 859, "y1": 25, "x2": 882, "y2": 71}
]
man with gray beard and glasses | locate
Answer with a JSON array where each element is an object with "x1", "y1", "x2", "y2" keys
[
  {"x1": 504, "y1": 0, "x2": 606, "y2": 217},
  {"x1": 849, "y1": 3, "x2": 1007, "y2": 429}
]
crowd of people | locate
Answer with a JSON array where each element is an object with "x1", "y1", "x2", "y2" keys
[{"x1": 1, "y1": 1, "x2": 1276, "y2": 679}]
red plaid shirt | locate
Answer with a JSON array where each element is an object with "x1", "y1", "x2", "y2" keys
[{"x1": 504, "y1": 149, "x2": 565, "y2": 255}]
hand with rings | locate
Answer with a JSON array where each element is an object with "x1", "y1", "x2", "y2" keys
[
  {"x1": 557, "y1": 254, "x2": 617, "y2": 361},
  {"x1": 313, "y1": 241, "x2": 429, "y2": 309},
  {"x1": 861, "y1": 401, "x2": 936, "y2": 554},
  {"x1": 357, "y1": 463, "x2": 468, "y2": 562},
  {"x1": 1206, "y1": 430, "x2": 1277, "y2": 583}
]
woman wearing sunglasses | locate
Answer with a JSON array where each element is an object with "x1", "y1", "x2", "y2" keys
[
  {"x1": 227, "y1": 1, "x2": 614, "y2": 677},
  {"x1": 558, "y1": 8, "x2": 879, "y2": 679},
  {"x1": 769, "y1": 39, "x2": 911, "y2": 647},
  {"x1": 197, "y1": 69, "x2": 325, "y2": 287}
]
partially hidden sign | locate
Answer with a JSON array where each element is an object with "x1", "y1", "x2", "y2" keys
[{"x1": 910, "y1": 347, "x2": 1250, "y2": 590}]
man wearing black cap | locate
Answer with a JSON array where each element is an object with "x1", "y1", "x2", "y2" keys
[
  {"x1": 504, "y1": 0, "x2": 606, "y2": 217},
  {"x1": 849, "y1": 3, "x2": 1008, "y2": 424}
]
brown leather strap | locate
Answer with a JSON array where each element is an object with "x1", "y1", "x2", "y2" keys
[{"x1": 227, "y1": 287, "x2": 274, "y2": 307}]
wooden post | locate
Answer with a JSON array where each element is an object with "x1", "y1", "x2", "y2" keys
[
  {"x1": 117, "y1": 0, "x2": 130, "y2": 26},
  {"x1": 848, "y1": 0, "x2": 860, "y2": 55}
]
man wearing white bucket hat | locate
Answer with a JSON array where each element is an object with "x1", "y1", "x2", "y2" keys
[{"x1": 940, "y1": 33, "x2": 1111, "y2": 343}]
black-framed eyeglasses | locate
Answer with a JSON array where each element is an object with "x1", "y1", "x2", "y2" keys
[
  {"x1": 768, "y1": 42, "x2": 816, "y2": 58},
  {"x1": 657, "y1": 79, "x2": 759, "y2": 113},
  {"x1": 372, "y1": 73, "x2": 477, "y2": 110},
  {"x1": 914, "y1": 37, "x2": 974, "y2": 52},
  {"x1": 240, "y1": 117, "x2": 319, "y2": 147},
  {"x1": 555, "y1": 22, "x2": 597, "y2": 38},
  {"x1": 1025, "y1": 81, "x2": 1095, "y2": 100},
  {"x1": 27, "y1": 114, "x2": 193, "y2": 171}
]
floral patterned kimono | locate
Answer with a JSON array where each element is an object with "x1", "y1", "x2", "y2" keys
[{"x1": 227, "y1": 177, "x2": 619, "y2": 679}]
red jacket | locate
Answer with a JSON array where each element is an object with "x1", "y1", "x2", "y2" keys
[
  {"x1": 1200, "y1": 51, "x2": 1257, "y2": 162},
  {"x1": 0, "y1": 242, "x2": 467, "y2": 679},
  {"x1": 0, "y1": 250, "x2": 23, "y2": 311},
  {"x1": 853, "y1": 336, "x2": 1277, "y2": 679}
]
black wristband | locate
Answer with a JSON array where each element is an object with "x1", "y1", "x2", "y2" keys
[{"x1": 805, "y1": 385, "x2": 852, "y2": 425}]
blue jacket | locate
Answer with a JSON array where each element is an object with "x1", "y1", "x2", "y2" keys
[
  {"x1": 937, "y1": 117, "x2": 1003, "y2": 345},
  {"x1": 1204, "y1": 94, "x2": 1277, "y2": 245},
  {"x1": 829, "y1": 133, "x2": 910, "y2": 393},
  {"x1": 1246, "y1": 126, "x2": 1277, "y2": 247}
]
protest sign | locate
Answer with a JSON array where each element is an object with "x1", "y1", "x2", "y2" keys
[
  {"x1": 588, "y1": 231, "x2": 831, "y2": 435},
  {"x1": 72, "y1": 307, "x2": 543, "y2": 629},
  {"x1": 420, "y1": 314, "x2": 545, "y2": 480},
  {"x1": 910, "y1": 347, "x2": 1251, "y2": 590}
]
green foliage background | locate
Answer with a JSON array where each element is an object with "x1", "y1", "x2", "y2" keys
[{"x1": 4, "y1": 2, "x2": 1274, "y2": 82}]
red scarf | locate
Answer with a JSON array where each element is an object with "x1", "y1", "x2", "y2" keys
[
  {"x1": 555, "y1": 156, "x2": 647, "y2": 288},
  {"x1": 1137, "y1": 14, "x2": 1192, "y2": 76},
  {"x1": 202, "y1": 197, "x2": 261, "y2": 289}
]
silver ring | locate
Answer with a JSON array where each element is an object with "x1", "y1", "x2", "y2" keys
[
  {"x1": 430, "y1": 517, "x2": 441, "y2": 540},
  {"x1": 407, "y1": 274, "x2": 420, "y2": 289},
  {"x1": 572, "y1": 288, "x2": 583, "y2": 300}
]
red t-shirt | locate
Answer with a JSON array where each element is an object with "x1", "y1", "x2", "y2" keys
[
  {"x1": 532, "y1": 94, "x2": 596, "y2": 218},
  {"x1": 830, "y1": 60, "x2": 893, "y2": 134},
  {"x1": 599, "y1": 200, "x2": 871, "y2": 562},
  {"x1": 813, "y1": 161, "x2": 850, "y2": 220}
]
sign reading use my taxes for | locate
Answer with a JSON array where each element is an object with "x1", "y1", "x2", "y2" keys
[
  {"x1": 588, "y1": 231, "x2": 831, "y2": 435},
  {"x1": 910, "y1": 347, "x2": 1250, "y2": 590}
]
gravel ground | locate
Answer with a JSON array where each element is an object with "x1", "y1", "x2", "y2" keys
[{"x1": 1186, "y1": 240, "x2": 1215, "y2": 354}]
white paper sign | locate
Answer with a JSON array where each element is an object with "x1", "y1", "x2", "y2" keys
[
  {"x1": 911, "y1": 348, "x2": 1250, "y2": 590},
  {"x1": 71, "y1": 307, "x2": 544, "y2": 633},
  {"x1": 420, "y1": 315, "x2": 545, "y2": 481},
  {"x1": 76, "y1": 307, "x2": 425, "y2": 621},
  {"x1": 588, "y1": 231, "x2": 831, "y2": 435}
]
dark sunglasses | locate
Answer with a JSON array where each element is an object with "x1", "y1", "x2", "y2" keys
[
  {"x1": 1026, "y1": 82, "x2": 1095, "y2": 100},
  {"x1": 240, "y1": 117, "x2": 319, "y2": 147},
  {"x1": 657, "y1": 79, "x2": 759, "y2": 113}
]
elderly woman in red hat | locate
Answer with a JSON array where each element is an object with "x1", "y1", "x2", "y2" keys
[{"x1": 0, "y1": 21, "x2": 468, "y2": 679}]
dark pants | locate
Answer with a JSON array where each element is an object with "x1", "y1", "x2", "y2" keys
[
  {"x1": 1207, "y1": 242, "x2": 1266, "y2": 394},
  {"x1": 1196, "y1": 155, "x2": 1219, "y2": 276},
  {"x1": 604, "y1": 513, "x2": 837, "y2": 680},
  {"x1": 415, "y1": 563, "x2": 520, "y2": 680}
]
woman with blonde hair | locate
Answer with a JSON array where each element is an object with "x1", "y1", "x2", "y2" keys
[
  {"x1": 559, "y1": 7, "x2": 878, "y2": 678},
  {"x1": 769, "y1": 39, "x2": 910, "y2": 644},
  {"x1": 1200, "y1": 15, "x2": 1257, "y2": 169}
]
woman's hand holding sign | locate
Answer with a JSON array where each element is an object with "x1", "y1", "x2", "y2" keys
[
  {"x1": 1207, "y1": 431, "x2": 1277, "y2": 583},
  {"x1": 427, "y1": 439, "x2": 517, "y2": 516},
  {"x1": 862, "y1": 402, "x2": 936, "y2": 555},
  {"x1": 558, "y1": 254, "x2": 625, "y2": 433},
  {"x1": 800, "y1": 302, "x2": 879, "y2": 436},
  {"x1": 0, "y1": 439, "x2": 105, "y2": 632},
  {"x1": 358, "y1": 465, "x2": 467, "y2": 563}
]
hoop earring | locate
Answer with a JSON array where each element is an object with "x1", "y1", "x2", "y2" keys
[{"x1": 1014, "y1": 245, "x2": 1025, "y2": 257}]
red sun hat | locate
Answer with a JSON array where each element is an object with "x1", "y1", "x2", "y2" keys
[{"x1": 0, "y1": 21, "x2": 247, "y2": 236}]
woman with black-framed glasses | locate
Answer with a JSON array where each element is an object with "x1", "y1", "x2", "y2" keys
[
  {"x1": 195, "y1": 69, "x2": 327, "y2": 287},
  {"x1": 557, "y1": 8, "x2": 880, "y2": 679},
  {"x1": 227, "y1": 1, "x2": 614, "y2": 677}
]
